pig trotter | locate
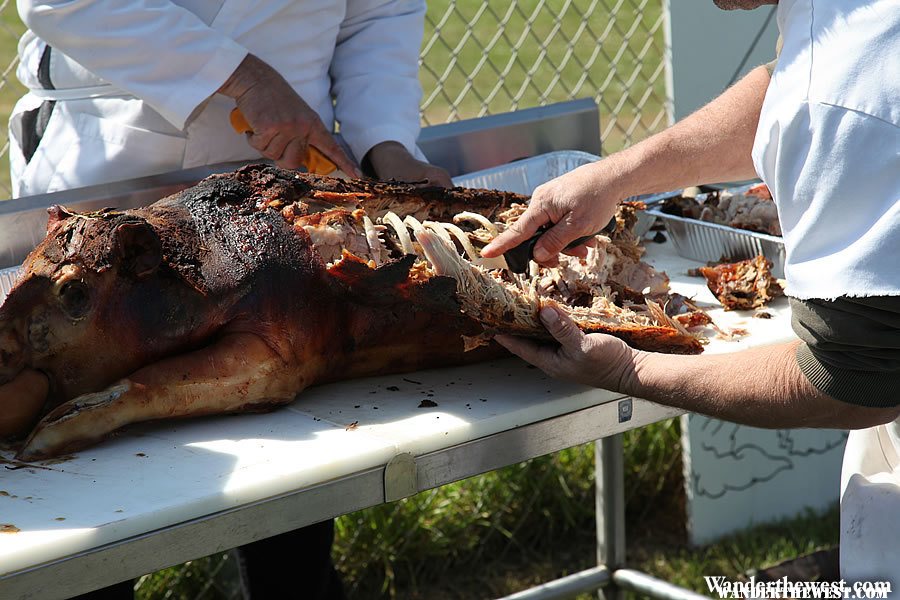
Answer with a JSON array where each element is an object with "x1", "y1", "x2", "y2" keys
[
  {"x1": 17, "y1": 381, "x2": 134, "y2": 460},
  {"x1": 16, "y1": 333, "x2": 306, "y2": 461}
]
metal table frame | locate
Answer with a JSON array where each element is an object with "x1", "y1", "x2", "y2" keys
[{"x1": 2, "y1": 396, "x2": 685, "y2": 599}]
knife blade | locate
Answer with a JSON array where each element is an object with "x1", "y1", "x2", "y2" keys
[
  {"x1": 229, "y1": 108, "x2": 340, "y2": 176},
  {"x1": 496, "y1": 215, "x2": 618, "y2": 274}
]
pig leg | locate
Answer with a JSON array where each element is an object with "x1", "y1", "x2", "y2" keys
[{"x1": 17, "y1": 333, "x2": 307, "y2": 461}]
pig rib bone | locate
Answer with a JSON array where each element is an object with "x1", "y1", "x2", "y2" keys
[
  {"x1": 380, "y1": 212, "x2": 415, "y2": 255},
  {"x1": 361, "y1": 215, "x2": 385, "y2": 267},
  {"x1": 428, "y1": 222, "x2": 481, "y2": 261},
  {"x1": 453, "y1": 212, "x2": 498, "y2": 237},
  {"x1": 414, "y1": 228, "x2": 543, "y2": 331},
  {"x1": 413, "y1": 227, "x2": 697, "y2": 340}
]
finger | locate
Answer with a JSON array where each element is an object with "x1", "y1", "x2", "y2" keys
[
  {"x1": 539, "y1": 306, "x2": 585, "y2": 351},
  {"x1": 481, "y1": 207, "x2": 550, "y2": 258},
  {"x1": 428, "y1": 168, "x2": 453, "y2": 189},
  {"x1": 262, "y1": 132, "x2": 291, "y2": 162},
  {"x1": 308, "y1": 127, "x2": 362, "y2": 178},
  {"x1": 493, "y1": 334, "x2": 558, "y2": 372},
  {"x1": 531, "y1": 214, "x2": 590, "y2": 263},
  {"x1": 277, "y1": 137, "x2": 310, "y2": 170},
  {"x1": 247, "y1": 129, "x2": 276, "y2": 154},
  {"x1": 562, "y1": 244, "x2": 590, "y2": 259}
]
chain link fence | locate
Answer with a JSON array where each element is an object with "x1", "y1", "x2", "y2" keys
[
  {"x1": 0, "y1": 1, "x2": 672, "y2": 597},
  {"x1": 419, "y1": 0, "x2": 670, "y2": 149}
]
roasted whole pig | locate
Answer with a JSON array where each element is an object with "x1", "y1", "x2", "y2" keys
[{"x1": 0, "y1": 165, "x2": 703, "y2": 461}]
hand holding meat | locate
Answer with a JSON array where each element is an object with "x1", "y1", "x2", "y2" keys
[
  {"x1": 366, "y1": 141, "x2": 453, "y2": 188},
  {"x1": 219, "y1": 55, "x2": 361, "y2": 177},
  {"x1": 481, "y1": 162, "x2": 620, "y2": 266},
  {"x1": 495, "y1": 306, "x2": 635, "y2": 391}
]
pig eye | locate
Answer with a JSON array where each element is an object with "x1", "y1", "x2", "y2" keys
[{"x1": 58, "y1": 280, "x2": 91, "y2": 319}]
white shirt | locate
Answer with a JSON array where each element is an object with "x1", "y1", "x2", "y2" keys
[
  {"x1": 751, "y1": 0, "x2": 900, "y2": 300},
  {"x1": 752, "y1": 0, "x2": 900, "y2": 585},
  {"x1": 10, "y1": 0, "x2": 427, "y2": 196}
]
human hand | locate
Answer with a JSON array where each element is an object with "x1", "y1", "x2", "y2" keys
[
  {"x1": 365, "y1": 141, "x2": 453, "y2": 188},
  {"x1": 481, "y1": 161, "x2": 622, "y2": 266},
  {"x1": 219, "y1": 54, "x2": 362, "y2": 177},
  {"x1": 494, "y1": 305, "x2": 636, "y2": 392}
]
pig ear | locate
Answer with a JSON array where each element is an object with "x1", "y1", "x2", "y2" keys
[
  {"x1": 114, "y1": 222, "x2": 162, "y2": 278},
  {"x1": 47, "y1": 205, "x2": 74, "y2": 232}
]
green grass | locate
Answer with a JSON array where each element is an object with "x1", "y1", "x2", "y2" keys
[
  {"x1": 331, "y1": 418, "x2": 838, "y2": 599},
  {"x1": 627, "y1": 505, "x2": 840, "y2": 593}
]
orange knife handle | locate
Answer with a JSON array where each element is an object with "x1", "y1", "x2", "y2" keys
[
  {"x1": 229, "y1": 107, "x2": 253, "y2": 134},
  {"x1": 228, "y1": 107, "x2": 337, "y2": 175},
  {"x1": 306, "y1": 147, "x2": 337, "y2": 175}
]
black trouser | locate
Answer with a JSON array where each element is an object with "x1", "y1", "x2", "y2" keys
[
  {"x1": 237, "y1": 520, "x2": 345, "y2": 600},
  {"x1": 71, "y1": 520, "x2": 344, "y2": 600}
]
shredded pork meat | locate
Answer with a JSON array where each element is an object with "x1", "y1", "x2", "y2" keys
[
  {"x1": 662, "y1": 186, "x2": 781, "y2": 236},
  {"x1": 292, "y1": 194, "x2": 706, "y2": 354}
]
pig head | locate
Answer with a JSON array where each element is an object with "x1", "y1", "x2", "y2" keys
[{"x1": 0, "y1": 205, "x2": 234, "y2": 438}]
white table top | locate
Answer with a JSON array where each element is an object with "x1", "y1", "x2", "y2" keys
[{"x1": 0, "y1": 241, "x2": 795, "y2": 578}]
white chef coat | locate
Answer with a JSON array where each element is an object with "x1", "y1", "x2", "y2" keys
[
  {"x1": 751, "y1": 0, "x2": 900, "y2": 301},
  {"x1": 9, "y1": 0, "x2": 427, "y2": 197},
  {"x1": 752, "y1": 0, "x2": 900, "y2": 585}
]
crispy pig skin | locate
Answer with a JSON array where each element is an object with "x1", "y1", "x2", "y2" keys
[
  {"x1": 699, "y1": 255, "x2": 784, "y2": 311},
  {"x1": 2, "y1": 165, "x2": 698, "y2": 460}
]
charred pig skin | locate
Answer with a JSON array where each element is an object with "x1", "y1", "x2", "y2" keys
[{"x1": 0, "y1": 164, "x2": 701, "y2": 461}]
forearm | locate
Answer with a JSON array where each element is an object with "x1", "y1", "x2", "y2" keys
[
  {"x1": 626, "y1": 340, "x2": 899, "y2": 430},
  {"x1": 592, "y1": 65, "x2": 770, "y2": 197}
]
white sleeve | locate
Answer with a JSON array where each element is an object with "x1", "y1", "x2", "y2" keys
[
  {"x1": 330, "y1": 0, "x2": 426, "y2": 163},
  {"x1": 18, "y1": 0, "x2": 248, "y2": 129}
]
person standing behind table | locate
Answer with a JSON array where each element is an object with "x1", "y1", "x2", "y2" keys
[
  {"x1": 482, "y1": 0, "x2": 900, "y2": 585},
  {"x1": 10, "y1": 1, "x2": 451, "y2": 599},
  {"x1": 9, "y1": 0, "x2": 451, "y2": 197}
]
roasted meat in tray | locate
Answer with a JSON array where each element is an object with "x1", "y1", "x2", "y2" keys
[{"x1": 661, "y1": 184, "x2": 781, "y2": 237}]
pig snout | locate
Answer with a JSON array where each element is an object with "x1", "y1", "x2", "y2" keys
[
  {"x1": 0, "y1": 324, "x2": 48, "y2": 438},
  {"x1": 0, "y1": 325, "x2": 25, "y2": 384}
]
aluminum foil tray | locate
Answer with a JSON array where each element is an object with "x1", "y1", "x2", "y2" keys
[
  {"x1": 453, "y1": 150, "x2": 656, "y2": 237},
  {"x1": 645, "y1": 185, "x2": 785, "y2": 278},
  {"x1": 0, "y1": 265, "x2": 22, "y2": 302}
]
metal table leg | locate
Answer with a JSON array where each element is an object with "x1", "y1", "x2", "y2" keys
[{"x1": 596, "y1": 434, "x2": 626, "y2": 600}]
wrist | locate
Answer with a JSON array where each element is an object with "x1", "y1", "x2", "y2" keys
[
  {"x1": 362, "y1": 141, "x2": 409, "y2": 178},
  {"x1": 218, "y1": 54, "x2": 273, "y2": 100},
  {"x1": 617, "y1": 347, "x2": 647, "y2": 397}
]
